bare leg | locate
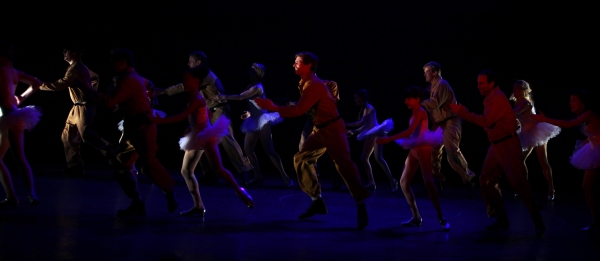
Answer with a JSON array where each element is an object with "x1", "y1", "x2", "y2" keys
[
  {"x1": 243, "y1": 130, "x2": 262, "y2": 182},
  {"x1": 0, "y1": 131, "x2": 17, "y2": 202},
  {"x1": 417, "y1": 146, "x2": 444, "y2": 221},
  {"x1": 400, "y1": 150, "x2": 420, "y2": 220},
  {"x1": 180, "y1": 149, "x2": 205, "y2": 212},
  {"x1": 522, "y1": 147, "x2": 534, "y2": 180},
  {"x1": 373, "y1": 135, "x2": 395, "y2": 189},
  {"x1": 259, "y1": 124, "x2": 291, "y2": 186},
  {"x1": 8, "y1": 128, "x2": 36, "y2": 200},
  {"x1": 535, "y1": 143, "x2": 554, "y2": 200},
  {"x1": 361, "y1": 137, "x2": 376, "y2": 187}
]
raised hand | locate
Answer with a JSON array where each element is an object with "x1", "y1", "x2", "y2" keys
[
  {"x1": 254, "y1": 97, "x2": 278, "y2": 112},
  {"x1": 241, "y1": 111, "x2": 251, "y2": 120}
]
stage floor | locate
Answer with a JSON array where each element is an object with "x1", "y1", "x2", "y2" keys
[{"x1": 1, "y1": 163, "x2": 598, "y2": 261}]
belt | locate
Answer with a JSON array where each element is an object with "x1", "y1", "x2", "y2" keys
[
  {"x1": 210, "y1": 102, "x2": 227, "y2": 112},
  {"x1": 73, "y1": 102, "x2": 86, "y2": 106},
  {"x1": 491, "y1": 133, "x2": 517, "y2": 144},
  {"x1": 315, "y1": 116, "x2": 341, "y2": 129}
]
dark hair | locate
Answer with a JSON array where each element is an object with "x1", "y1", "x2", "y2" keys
[
  {"x1": 354, "y1": 88, "x2": 369, "y2": 102},
  {"x1": 404, "y1": 86, "x2": 425, "y2": 101},
  {"x1": 63, "y1": 41, "x2": 85, "y2": 57},
  {"x1": 295, "y1": 52, "x2": 318, "y2": 72},
  {"x1": 569, "y1": 89, "x2": 593, "y2": 111},
  {"x1": 0, "y1": 40, "x2": 15, "y2": 61},
  {"x1": 248, "y1": 63, "x2": 265, "y2": 84},
  {"x1": 110, "y1": 48, "x2": 135, "y2": 68},
  {"x1": 187, "y1": 63, "x2": 210, "y2": 80},
  {"x1": 189, "y1": 50, "x2": 207, "y2": 65},
  {"x1": 478, "y1": 69, "x2": 498, "y2": 87},
  {"x1": 423, "y1": 61, "x2": 441, "y2": 75}
]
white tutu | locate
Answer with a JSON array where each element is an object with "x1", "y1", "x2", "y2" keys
[
  {"x1": 118, "y1": 109, "x2": 166, "y2": 132},
  {"x1": 570, "y1": 142, "x2": 600, "y2": 170},
  {"x1": 357, "y1": 118, "x2": 394, "y2": 141},
  {"x1": 395, "y1": 127, "x2": 443, "y2": 150},
  {"x1": 518, "y1": 122, "x2": 561, "y2": 151},
  {"x1": 0, "y1": 106, "x2": 42, "y2": 131},
  {"x1": 179, "y1": 116, "x2": 230, "y2": 151},
  {"x1": 240, "y1": 112, "x2": 283, "y2": 133}
]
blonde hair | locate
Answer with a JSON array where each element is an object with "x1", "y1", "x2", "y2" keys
[{"x1": 510, "y1": 79, "x2": 533, "y2": 104}]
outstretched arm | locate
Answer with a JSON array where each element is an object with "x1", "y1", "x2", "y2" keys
[
  {"x1": 377, "y1": 109, "x2": 426, "y2": 144},
  {"x1": 153, "y1": 96, "x2": 204, "y2": 125},
  {"x1": 218, "y1": 85, "x2": 261, "y2": 101},
  {"x1": 531, "y1": 110, "x2": 592, "y2": 129},
  {"x1": 346, "y1": 106, "x2": 371, "y2": 132},
  {"x1": 16, "y1": 70, "x2": 41, "y2": 104}
]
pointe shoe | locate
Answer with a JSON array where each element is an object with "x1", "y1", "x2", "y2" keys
[
  {"x1": 180, "y1": 207, "x2": 206, "y2": 217},
  {"x1": 440, "y1": 219, "x2": 451, "y2": 231},
  {"x1": 581, "y1": 222, "x2": 597, "y2": 232},
  {"x1": 400, "y1": 217, "x2": 422, "y2": 227},
  {"x1": 299, "y1": 197, "x2": 328, "y2": 219},
  {"x1": 245, "y1": 177, "x2": 264, "y2": 186},
  {"x1": 28, "y1": 195, "x2": 40, "y2": 206},
  {"x1": 357, "y1": 202, "x2": 368, "y2": 230},
  {"x1": 548, "y1": 189, "x2": 555, "y2": 201},
  {"x1": 117, "y1": 200, "x2": 146, "y2": 217},
  {"x1": 0, "y1": 198, "x2": 18, "y2": 210},
  {"x1": 236, "y1": 187, "x2": 254, "y2": 209}
]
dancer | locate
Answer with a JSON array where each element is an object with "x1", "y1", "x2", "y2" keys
[
  {"x1": 377, "y1": 86, "x2": 449, "y2": 230},
  {"x1": 39, "y1": 42, "x2": 114, "y2": 176},
  {"x1": 421, "y1": 62, "x2": 476, "y2": 194},
  {"x1": 0, "y1": 41, "x2": 42, "y2": 209},
  {"x1": 156, "y1": 50, "x2": 253, "y2": 183},
  {"x1": 531, "y1": 89, "x2": 600, "y2": 232},
  {"x1": 345, "y1": 88, "x2": 396, "y2": 192},
  {"x1": 450, "y1": 70, "x2": 545, "y2": 236},
  {"x1": 510, "y1": 80, "x2": 560, "y2": 201},
  {"x1": 215, "y1": 63, "x2": 292, "y2": 187},
  {"x1": 75, "y1": 48, "x2": 178, "y2": 216},
  {"x1": 255, "y1": 52, "x2": 370, "y2": 229},
  {"x1": 153, "y1": 64, "x2": 254, "y2": 216}
]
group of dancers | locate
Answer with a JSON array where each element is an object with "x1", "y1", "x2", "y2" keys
[{"x1": 1, "y1": 40, "x2": 599, "y2": 236}]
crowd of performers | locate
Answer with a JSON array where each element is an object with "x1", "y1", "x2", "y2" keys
[{"x1": 1, "y1": 40, "x2": 599, "y2": 236}]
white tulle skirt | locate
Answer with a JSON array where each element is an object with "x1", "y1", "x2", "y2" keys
[
  {"x1": 395, "y1": 127, "x2": 443, "y2": 150},
  {"x1": 179, "y1": 116, "x2": 230, "y2": 151},
  {"x1": 357, "y1": 118, "x2": 394, "y2": 141},
  {"x1": 518, "y1": 121, "x2": 561, "y2": 151},
  {"x1": 240, "y1": 112, "x2": 283, "y2": 133},
  {"x1": 570, "y1": 139, "x2": 600, "y2": 170},
  {"x1": 0, "y1": 106, "x2": 42, "y2": 132}
]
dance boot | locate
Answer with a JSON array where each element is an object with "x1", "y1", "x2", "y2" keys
[
  {"x1": 357, "y1": 202, "x2": 368, "y2": 230},
  {"x1": 117, "y1": 200, "x2": 146, "y2": 217},
  {"x1": 299, "y1": 197, "x2": 328, "y2": 219},
  {"x1": 0, "y1": 198, "x2": 18, "y2": 210},
  {"x1": 180, "y1": 207, "x2": 206, "y2": 217},
  {"x1": 236, "y1": 188, "x2": 254, "y2": 209},
  {"x1": 401, "y1": 217, "x2": 423, "y2": 227},
  {"x1": 165, "y1": 191, "x2": 179, "y2": 213}
]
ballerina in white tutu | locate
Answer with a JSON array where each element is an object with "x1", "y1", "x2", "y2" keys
[
  {"x1": 345, "y1": 89, "x2": 396, "y2": 192},
  {"x1": 377, "y1": 86, "x2": 449, "y2": 231},
  {"x1": 510, "y1": 80, "x2": 561, "y2": 201},
  {"x1": 152, "y1": 65, "x2": 254, "y2": 216},
  {"x1": 215, "y1": 63, "x2": 292, "y2": 187},
  {"x1": 531, "y1": 89, "x2": 600, "y2": 232},
  {"x1": 0, "y1": 41, "x2": 42, "y2": 209}
]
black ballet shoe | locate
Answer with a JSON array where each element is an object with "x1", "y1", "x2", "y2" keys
[
  {"x1": 28, "y1": 195, "x2": 40, "y2": 206},
  {"x1": 245, "y1": 177, "x2": 264, "y2": 186},
  {"x1": 440, "y1": 219, "x2": 450, "y2": 231},
  {"x1": 236, "y1": 187, "x2": 254, "y2": 209},
  {"x1": 117, "y1": 200, "x2": 146, "y2": 217},
  {"x1": 401, "y1": 217, "x2": 422, "y2": 227},
  {"x1": 0, "y1": 199, "x2": 18, "y2": 210},
  {"x1": 299, "y1": 197, "x2": 328, "y2": 219},
  {"x1": 581, "y1": 223, "x2": 597, "y2": 232},
  {"x1": 180, "y1": 207, "x2": 206, "y2": 217}
]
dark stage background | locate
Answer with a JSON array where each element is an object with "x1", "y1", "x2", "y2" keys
[{"x1": 2, "y1": 1, "x2": 594, "y2": 193}]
